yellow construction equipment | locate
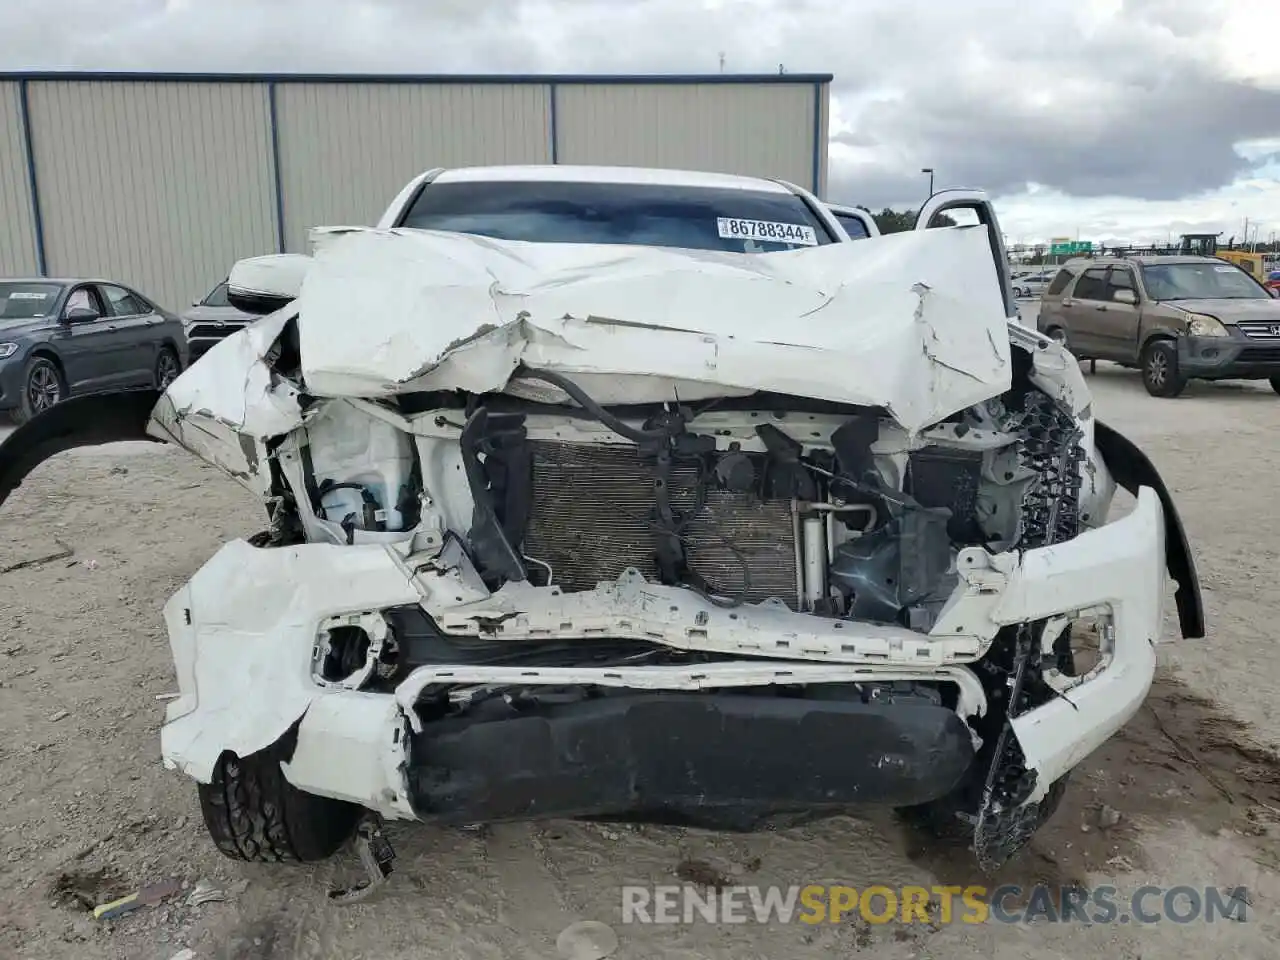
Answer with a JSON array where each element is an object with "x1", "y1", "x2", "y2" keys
[
  {"x1": 1217, "y1": 249, "x2": 1265, "y2": 277},
  {"x1": 1177, "y1": 233, "x2": 1264, "y2": 276}
]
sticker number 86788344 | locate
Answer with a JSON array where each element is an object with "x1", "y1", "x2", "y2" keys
[{"x1": 716, "y1": 218, "x2": 819, "y2": 246}]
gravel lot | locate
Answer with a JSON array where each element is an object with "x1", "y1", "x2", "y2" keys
[{"x1": 3, "y1": 356, "x2": 1280, "y2": 959}]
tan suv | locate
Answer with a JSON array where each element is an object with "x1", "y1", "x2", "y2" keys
[{"x1": 1037, "y1": 255, "x2": 1280, "y2": 397}]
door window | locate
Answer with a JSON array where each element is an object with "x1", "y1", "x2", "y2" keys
[
  {"x1": 1045, "y1": 268, "x2": 1075, "y2": 295},
  {"x1": 1105, "y1": 268, "x2": 1137, "y2": 302},
  {"x1": 99, "y1": 284, "x2": 149, "y2": 317},
  {"x1": 1073, "y1": 267, "x2": 1109, "y2": 300},
  {"x1": 63, "y1": 287, "x2": 104, "y2": 318}
]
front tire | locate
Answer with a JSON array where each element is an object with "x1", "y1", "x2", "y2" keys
[
  {"x1": 197, "y1": 740, "x2": 362, "y2": 863},
  {"x1": 1141, "y1": 340, "x2": 1186, "y2": 398},
  {"x1": 1269, "y1": 376, "x2": 1280, "y2": 396},
  {"x1": 154, "y1": 346, "x2": 181, "y2": 390},
  {"x1": 900, "y1": 634, "x2": 1078, "y2": 848},
  {"x1": 11, "y1": 355, "x2": 66, "y2": 424},
  {"x1": 899, "y1": 773, "x2": 1069, "y2": 844}
]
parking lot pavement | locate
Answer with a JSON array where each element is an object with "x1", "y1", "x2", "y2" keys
[{"x1": 2, "y1": 368, "x2": 1279, "y2": 959}]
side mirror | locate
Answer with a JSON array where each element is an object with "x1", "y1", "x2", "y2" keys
[
  {"x1": 1269, "y1": 287, "x2": 1279, "y2": 299},
  {"x1": 226, "y1": 254, "x2": 313, "y2": 315},
  {"x1": 1113, "y1": 289, "x2": 1138, "y2": 306},
  {"x1": 62, "y1": 306, "x2": 99, "y2": 323}
]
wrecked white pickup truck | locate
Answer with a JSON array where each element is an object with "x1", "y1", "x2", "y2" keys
[{"x1": 0, "y1": 166, "x2": 1202, "y2": 881}]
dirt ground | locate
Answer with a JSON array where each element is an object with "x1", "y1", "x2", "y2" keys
[{"x1": 3, "y1": 360, "x2": 1280, "y2": 959}]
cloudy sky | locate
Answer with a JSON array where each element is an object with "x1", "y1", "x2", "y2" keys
[{"x1": 4, "y1": 0, "x2": 1279, "y2": 245}]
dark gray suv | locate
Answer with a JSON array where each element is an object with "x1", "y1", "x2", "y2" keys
[
  {"x1": 181, "y1": 279, "x2": 254, "y2": 363},
  {"x1": 0, "y1": 278, "x2": 186, "y2": 423}
]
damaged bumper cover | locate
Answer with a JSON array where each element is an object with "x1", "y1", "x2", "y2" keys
[{"x1": 160, "y1": 483, "x2": 1168, "y2": 822}]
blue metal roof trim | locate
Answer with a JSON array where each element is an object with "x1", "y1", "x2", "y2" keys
[
  {"x1": 266, "y1": 82, "x2": 287, "y2": 253},
  {"x1": 1, "y1": 71, "x2": 834, "y2": 85},
  {"x1": 16, "y1": 79, "x2": 47, "y2": 275},
  {"x1": 549, "y1": 81, "x2": 559, "y2": 164},
  {"x1": 810, "y1": 82, "x2": 822, "y2": 197}
]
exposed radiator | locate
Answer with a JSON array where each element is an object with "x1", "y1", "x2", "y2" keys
[{"x1": 523, "y1": 441, "x2": 799, "y2": 606}]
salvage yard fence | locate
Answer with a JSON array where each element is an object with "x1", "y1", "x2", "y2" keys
[{"x1": 0, "y1": 73, "x2": 830, "y2": 309}]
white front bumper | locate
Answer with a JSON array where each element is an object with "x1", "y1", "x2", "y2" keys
[
  {"x1": 160, "y1": 488, "x2": 1166, "y2": 816},
  {"x1": 1009, "y1": 487, "x2": 1166, "y2": 796}
]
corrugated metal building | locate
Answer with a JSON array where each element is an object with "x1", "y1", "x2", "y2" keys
[{"x1": 0, "y1": 73, "x2": 831, "y2": 308}]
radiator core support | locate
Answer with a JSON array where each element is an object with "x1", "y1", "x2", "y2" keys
[{"x1": 522, "y1": 441, "x2": 800, "y2": 606}]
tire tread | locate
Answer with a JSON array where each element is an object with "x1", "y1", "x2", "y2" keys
[{"x1": 197, "y1": 740, "x2": 361, "y2": 863}]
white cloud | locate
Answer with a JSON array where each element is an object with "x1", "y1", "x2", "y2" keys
[
  {"x1": 996, "y1": 175, "x2": 1280, "y2": 248},
  {"x1": 1, "y1": 0, "x2": 1276, "y2": 242}
]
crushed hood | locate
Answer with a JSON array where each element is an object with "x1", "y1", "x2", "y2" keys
[{"x1": 156, "y1": 225, "x2": 1014, "y2": 443}]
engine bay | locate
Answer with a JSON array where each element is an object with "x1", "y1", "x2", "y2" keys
[
  {"x1": 247, "y1": 359, "x2": 1096, "y2": 857},
  {"x1": 269, "y1": 363, "x2": 1085, "y2": 638}
]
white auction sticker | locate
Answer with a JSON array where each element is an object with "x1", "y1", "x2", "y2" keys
[
  {"x1": 716, "y1": 218, "x2": 818, "y2": 246},
  {"x1": 1213, "y1": 265, "x2": 1237, "y2": 273},
  {"x1": 8, "y1": 291, "x2": 49, "y2": 299}
]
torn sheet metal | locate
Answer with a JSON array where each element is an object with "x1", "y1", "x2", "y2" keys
[
  {"x1": 147, "y1": 309, "x2": 305, "y2": 492},
  {"x1": 309, "y1": 225, "x2": 368, "y2": 255},
  {"x1": 151, "y1": 308, "x2": 302, "y2": 439},
  {"x1": 282, "y1": 226, "x2": 1011, "y2": 434}
]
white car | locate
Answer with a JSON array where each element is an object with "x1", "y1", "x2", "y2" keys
[
  {"x1": 822, "y1": 202, "x2": 880, "y2": 239},
  {"x1": 0, "y1": 167, "x2": 1202, "y2": 886},
  {"x1": 1013, "y1": 269, "x2": 1058, "y2": 299}
]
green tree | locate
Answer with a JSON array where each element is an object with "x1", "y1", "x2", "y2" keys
[{"x1": 862, "y1": 206, "x2": 956, "y2": 234}]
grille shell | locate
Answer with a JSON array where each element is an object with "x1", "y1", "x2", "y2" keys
[
  {"x1": 1237, "y1": 322, "x2": 1280, "y2": 342},
  {"x1": 522, "y1": 440, "x2": 798, "y2": 605},
  {"x1": 185, "y1": 322, "x2": 248, "y2": 340}
]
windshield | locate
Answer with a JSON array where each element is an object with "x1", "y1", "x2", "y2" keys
[
  {"x1": 0, "y1": 281, "x2": 62, "y2": 320},
  {"x1": 398, "y1": 181, "x2": 834, "y2": 253},
  {"x1": 203, "y1": 282, "x2": 231, "y2": 307},
  {"x1": 1141, "y1": 262, "x2": 1270, "y2": 301}
]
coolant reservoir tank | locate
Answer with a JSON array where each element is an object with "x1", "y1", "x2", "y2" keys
[{"x1": 305, "y1": 402, "x2": 416, "y2": 532}]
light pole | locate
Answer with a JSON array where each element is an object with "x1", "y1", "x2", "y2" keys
[{"x1": 921, "y1": 167, "x2": 934, "y2": 198}]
